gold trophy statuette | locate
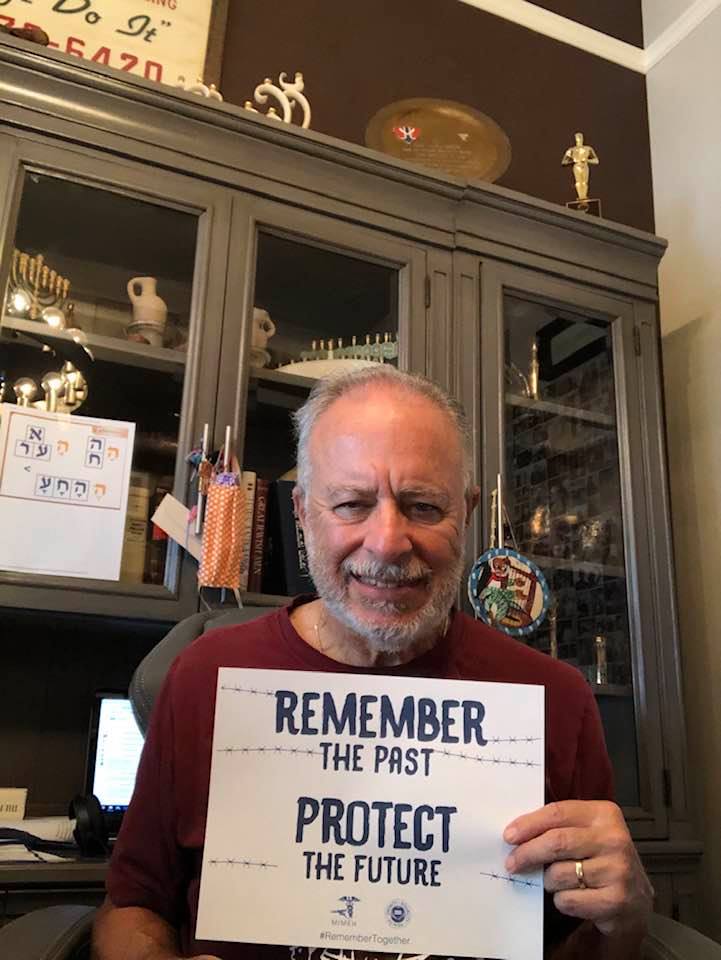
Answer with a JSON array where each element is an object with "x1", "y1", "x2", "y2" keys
[{"x1": 562, "y1": 132, "x2": 601, "y2": 217}]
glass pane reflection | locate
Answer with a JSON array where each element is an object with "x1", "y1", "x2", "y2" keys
[{"x1": 0, "y1": 172, "x2": 198, "y2": 586}]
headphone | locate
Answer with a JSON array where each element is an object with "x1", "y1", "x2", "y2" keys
[{"x1": 69, "y1": 794, "x2": 109, "y2": 857}]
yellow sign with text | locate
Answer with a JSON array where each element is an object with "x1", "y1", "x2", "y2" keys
[{"x1": 0, "y1": 0, "x2": 214, "y2": 86}]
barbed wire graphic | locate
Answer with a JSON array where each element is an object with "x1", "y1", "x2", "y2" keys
[
  {"x1": 480, "y1": 870, "x2": 541, "y2": 888},
  {"x1": 208, "y1": 858, "x2": 278, "y2": 868},
  {"x1": 217, "y1": 746, "x2": 323, "y2": 757},
  {"x1": 434, "y1": 748, "x2": 541, "y2": 768},
  {"x1": 220, "y1": 685, "x2": 276, "y2": 697}
]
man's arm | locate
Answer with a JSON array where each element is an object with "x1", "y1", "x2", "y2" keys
[{"x1": 91, "y1": 898, "x2": 219, "y2": 960}]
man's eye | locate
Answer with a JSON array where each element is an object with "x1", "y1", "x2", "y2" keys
[
  {"x1": 333, "y1": 502, "x2": 369, "y2": 515},
  {"x1": 408, "y1": 502, "x2": 442, "y2": 519}
]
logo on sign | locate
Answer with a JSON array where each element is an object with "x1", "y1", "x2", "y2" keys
[
  {"x1": 386, "y1": 899, "x2": 411, "y2": 927},
  {"x1": 330, "y1": 895, "x2": 360, "y2": 927}
]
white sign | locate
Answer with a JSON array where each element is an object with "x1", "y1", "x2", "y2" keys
[
  {"x1": 197, "y1": 668, "x2": 544, "y2": 960},
  {"x1": 0, "y1": 404, "x2": 134, "y2": 580},
  {"x1": 0, "y1": 0, "x2": 214, "y2": 87}
]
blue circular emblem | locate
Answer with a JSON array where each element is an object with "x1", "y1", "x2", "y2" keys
[
  {"x1": 467, "y1": 546, "x2": 551, "y2": 638},
  {"x1": 386, "y1": 899, "x2": 411, "y2": 927}
]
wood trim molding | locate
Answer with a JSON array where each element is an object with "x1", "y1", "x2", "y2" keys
[
  {"x1": 645, "y1": 0, "x2": 721, "y2": 69},
  {"x1": 456, "y1": 0, "x2": 721, "y2": 74}
]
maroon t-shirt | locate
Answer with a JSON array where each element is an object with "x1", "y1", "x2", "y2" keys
[{"x1": 107, "y1": 601, "x2": 614, "y2": 958}]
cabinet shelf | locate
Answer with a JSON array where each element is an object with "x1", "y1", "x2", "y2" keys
[
  {"x1": 528, "y1": 553, "x2": 625, "y2": 578},
  {"x1": 592, "y1": 683, "x2": 633, "y2": 697},
  {"x1": 249, "y1": 367, "x2": 315, "y2": 410},
  {"x1": 506, "y1": 392, "x2": 614, "y2": 427},
  {"x1": 1, "y1": 316, "x2": 187, "y2": 374},
  {"x1": 251, "y1": 367, "x2": 316, "y2": 390}
]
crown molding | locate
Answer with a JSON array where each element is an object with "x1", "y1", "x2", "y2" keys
[
  {"x1": 457, "y1": 0, "x2": 721, "y2": 74},
  {"x1": 644, "y1": 0, "x2": 721, "y2": 70},
  {"x1": 457, "y1": 0, "x2": 645, "y2": 71}
]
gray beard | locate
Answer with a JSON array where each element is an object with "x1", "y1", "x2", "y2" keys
[{"x1": 304, "y1": 532, "x2": 464, "y2": 655}]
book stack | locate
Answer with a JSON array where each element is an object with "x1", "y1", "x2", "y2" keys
[{"x1": 236, "y1": 475, "x2": 315, "y2": 598}]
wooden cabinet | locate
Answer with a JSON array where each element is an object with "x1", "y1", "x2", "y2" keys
[{"x1": 0, "y1": 39, "x2": 700, "y2": 915}]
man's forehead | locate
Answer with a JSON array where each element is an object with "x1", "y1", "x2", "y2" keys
[
  {"x1": 312, "y1": 384, "x2": 456, "y2": 438},
  {"x1": 323, "y1": 478, "x2": 451, "y2": 497}
]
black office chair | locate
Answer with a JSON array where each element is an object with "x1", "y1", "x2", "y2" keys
[
  {"x1": 0, "y1": 605, "x2": 719, "y2": 960},
  {"x1": 0, "y1": 605, "x2": 269, "y2": 960}
]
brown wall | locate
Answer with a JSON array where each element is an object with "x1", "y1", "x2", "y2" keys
[
  {"x1": 221, "y1": 0, "x2": 654, "y2": 233},
  {"x1": 528, "y1": 1, "x2": 644, "y2": 46}
]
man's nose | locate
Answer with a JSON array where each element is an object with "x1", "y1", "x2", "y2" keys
[{"x1": 362, "y1": 502, "x2": 413, "y2": 560}]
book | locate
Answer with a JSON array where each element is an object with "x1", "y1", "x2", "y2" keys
[
  {"x1": 238, "y1": 471, "x2": 257, "y2": 593},
  {"x1": 263, "y1": 479, "x2": 315, "y2": 597},
  {"x1": 248, "y1": 477, "x2": 269, "y2": 593},
  {"x1": 120, "y1": 471, "x2": 151, "y2": 583}
]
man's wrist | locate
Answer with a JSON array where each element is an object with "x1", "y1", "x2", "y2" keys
[{"x1": 549, "y1": 918, "x2": 647, "y2": 960}]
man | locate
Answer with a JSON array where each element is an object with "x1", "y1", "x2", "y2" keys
[{"x1": 93, "y1": 367, "x2": 652, "y2": 960}]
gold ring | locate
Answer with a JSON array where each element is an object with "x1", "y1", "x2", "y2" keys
[{"x1": 575, "y1": 860, "x2": 587, "y2": 889}]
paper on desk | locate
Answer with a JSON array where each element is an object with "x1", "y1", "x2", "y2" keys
[
  {"x1": 0, "y1": 817, "x2": 76, "y2": 842},
  {"x1": 0, "y1": 845, "x2": 69, "y2": 862},
  {"x1": 151, "y1": 494, "x2": 202, "y2": 561}
]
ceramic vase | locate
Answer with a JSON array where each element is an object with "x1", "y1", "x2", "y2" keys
[{"x1": 127, "y1": 276, "x2": 167, "y2": 347}]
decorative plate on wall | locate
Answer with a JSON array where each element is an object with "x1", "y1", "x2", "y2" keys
[
  {"x1": 468, "y1": 546, "x2": 551, "y2": 638},
  {"x1": 365, "y1": 98, "x2": 512, "y2": 182}
]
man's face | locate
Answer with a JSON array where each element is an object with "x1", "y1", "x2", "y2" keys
[{"x1": 294, "y1": 385, "x2": 478, "y2": 653}]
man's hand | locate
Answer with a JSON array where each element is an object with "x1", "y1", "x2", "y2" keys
[{"x1": 504, "y1": 800, "x2": 653, "y2": 938}]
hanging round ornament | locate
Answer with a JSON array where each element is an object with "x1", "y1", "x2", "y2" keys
[{"x1": 468, "y1": 546, "x2": 551, "y2": 638}]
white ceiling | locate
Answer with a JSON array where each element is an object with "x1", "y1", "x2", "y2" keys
[{"x1": 643, "y1": 0, "x2": 697, "y2": 45}]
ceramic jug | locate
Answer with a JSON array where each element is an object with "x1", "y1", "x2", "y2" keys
[
  {"x1": 127, "y1": 276, "x2": 167, "y2": 346},
  {"x1": 252, "y1": 307, "x2": 276, "y2": 350}
]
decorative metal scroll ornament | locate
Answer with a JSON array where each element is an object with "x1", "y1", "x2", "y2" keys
[
  {"x1": 175, "y1": 77, "x2": 224, "y2": 101},
  {"x1": 468, "y1": 479, "x2": 551, "y2": 638},
  {"x1": 242, "y1": 72, "x2": 311, "y2": 129}
]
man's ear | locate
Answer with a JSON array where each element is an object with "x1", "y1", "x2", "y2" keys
[
  {"x1": 465, "y1": 485, "x2": 481, "y2": 528},
  {"x1": 292, "y1": 484, "x2": 306, "y2": 526}
]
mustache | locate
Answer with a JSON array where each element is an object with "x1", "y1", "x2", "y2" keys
[{"x1": 341, "y1": 556, "x2": 432, "y2": 585}]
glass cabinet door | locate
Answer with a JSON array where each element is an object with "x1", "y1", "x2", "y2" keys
[
  {"x1": 479, "y1": 264, "x2": 668, "y2": 838},
  {"x1": 0, "y1": 140, "x2": 229, "y2": 619},
  {"x1": 216, "y1": 198, "x2": 428, "y2": 603}
]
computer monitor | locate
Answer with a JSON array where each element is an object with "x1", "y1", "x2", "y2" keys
[{"x1": 84, "y1": 691, "x2": 144, "y2": 836}]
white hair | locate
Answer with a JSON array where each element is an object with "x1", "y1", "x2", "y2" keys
[{"x1": 291, "y1": 366, "x2": 473, "y2": 496}]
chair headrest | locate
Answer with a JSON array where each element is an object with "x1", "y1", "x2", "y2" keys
[{"x1": 129, "y1": 606, "x2": 271, "y2": 734}]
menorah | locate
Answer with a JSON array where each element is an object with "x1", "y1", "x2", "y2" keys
[
  {"x1": 5, "y1": 248, "x2": 75, "y2": 330},
  {"x1": 299, "y1": 332, "x2": 398, "y2": 363}
]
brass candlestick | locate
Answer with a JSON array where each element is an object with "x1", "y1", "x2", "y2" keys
[
  {"x1": 528, "y1": 339, "x2": 540, "y2": 401},
  {"x1": 594, "y1": 635, "x2": 608, "y2": 685},
  {"x1": 549, "y1": 601, "x2": 558, "y2": 659}
]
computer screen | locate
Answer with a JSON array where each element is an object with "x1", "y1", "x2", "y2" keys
[{"x1": 85, "y1": 692, "x2": 144, "y2": 815}]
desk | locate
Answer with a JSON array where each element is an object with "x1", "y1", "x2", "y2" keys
[{"x1": 0, "y1": 860, "x2": 107, "y2": 924}]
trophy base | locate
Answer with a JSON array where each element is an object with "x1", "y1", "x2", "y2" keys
[{"x1": 566, "y1": 198, "x2": 602, "y2": 217}]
